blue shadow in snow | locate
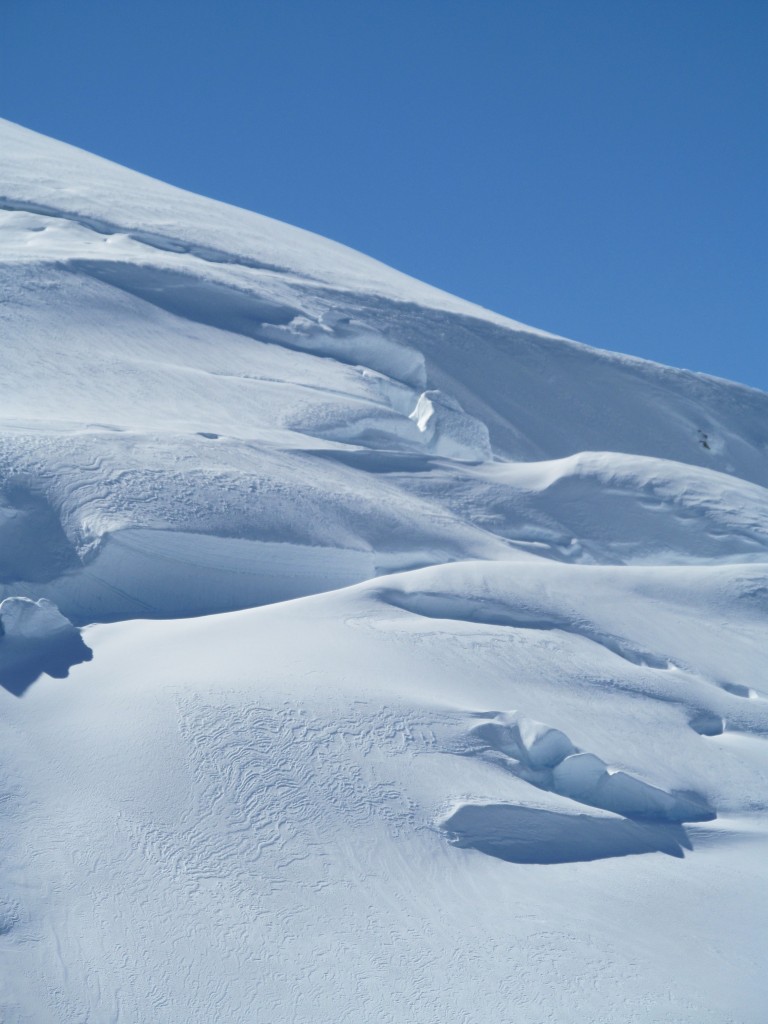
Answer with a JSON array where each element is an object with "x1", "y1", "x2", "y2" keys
[
  {"x1": 0, "y1": 632, "x2": 93, "y2": 697},
  {"x1": 442, "y1": 803, "x2": 693, "y2": 864}
]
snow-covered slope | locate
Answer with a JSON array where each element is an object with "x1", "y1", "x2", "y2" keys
[{"x1": 1, "y1": 120, "x2": 766, "y2": 1023}]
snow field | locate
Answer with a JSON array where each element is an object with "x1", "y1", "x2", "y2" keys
[{"x1": 0, "y1": 119, "x2": 767, "y2": 1022}]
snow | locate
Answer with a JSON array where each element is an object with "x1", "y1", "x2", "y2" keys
[
  {"x1": 0, "y1": 597, "x2": 71, "y2": 638},
  {"x1": 0, "y1": 597, "x2": 91, "y2": 698},
  {"x1": 0, "y1": 118, "x2": 767, "y2": 1023}
]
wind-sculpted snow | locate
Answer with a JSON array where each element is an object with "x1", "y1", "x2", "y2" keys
[
  {"x1": 376, "y1": 450, "x2": 768, "y2": 565},
  {"x1": 1, "y1": 157, "x2": 768, "y2": 621},
  {"x1": 467, "y1": 711, "x2": 714, "y2": 823},
  {"x1": 2, "y1": 565, "x2": 766, "y2": 1022},
  {"x1": 1, "y1": 120, "x2": 767, "y2": 1022}
]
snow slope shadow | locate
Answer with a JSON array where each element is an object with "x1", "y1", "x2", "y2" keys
[
  {"x1": 0, "y1": 598, "x2": 92, "y2": 696},
  {"x1": 0, "y1": 485, "x2": 81, "y2": 584},
  {"x1": 0, "y1": 631, "x2": 92, "y2": 696},
  {"x1": 442, "y1": 804, "x2": 692, "y2": 864}
]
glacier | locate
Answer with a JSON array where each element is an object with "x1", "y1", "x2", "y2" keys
[{"x1": 0, "y1": 118, "x2": 766, "y2": 1023}]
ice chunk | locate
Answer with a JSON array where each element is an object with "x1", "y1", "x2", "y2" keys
[{"x1": 0, "y1": 596, "x2": 72, "y2": 638}]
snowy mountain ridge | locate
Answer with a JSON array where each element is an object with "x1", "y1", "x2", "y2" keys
[{"x1": 0, "y1": 120, "x2": 766, "y2": 1023}]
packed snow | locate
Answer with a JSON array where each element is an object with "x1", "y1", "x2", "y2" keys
[{"x1": 0, "y1": 118, "x2": 766, "y2": 1023}]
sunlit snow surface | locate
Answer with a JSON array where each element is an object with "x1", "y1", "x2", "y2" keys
[{"x1": 1, "y1": 119, "x2": 767, "y2": 1023}]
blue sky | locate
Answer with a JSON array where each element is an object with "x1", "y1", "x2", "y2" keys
[{"x1": 3, "y1": 0, "x2": 766, "y2": 389}]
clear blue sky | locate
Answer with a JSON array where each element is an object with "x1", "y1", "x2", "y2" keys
[{"x1": 3, "y1": 0, "x2": 766, "y2": 389}]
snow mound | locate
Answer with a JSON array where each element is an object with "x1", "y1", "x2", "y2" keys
[
  {"x1": 552, "y1": 752, "x2": 713, "y2": 822},
  {"x1": 473, "y1": 712, "x2": 576, "y2": 768},
  {"x1": 0, "y1": 596, "x2": 71, "y2": 638},
  {"x1": 470, "y1": 708, "x2": 714, "y2": 823}
]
